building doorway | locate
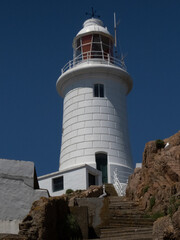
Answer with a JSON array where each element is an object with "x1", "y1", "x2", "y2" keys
[
  {"x1": 88, "y1": 173, "x2": 96, "y2": 187},
  {"x1": 95, "y1": 153, "x2": 108, "y2": 184}
]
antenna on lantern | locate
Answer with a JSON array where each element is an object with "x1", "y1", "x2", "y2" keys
[
  {"x1": 85, "y1": 7, "x2": 100, "y2": 18},
  {"x1": 114, "y1": 12, "x2": 117, "y2": 48},
  {"x1": 114, "y1": 12, "x2": 127, "y2": 69},
  {"x1": 114, "y1": 13, "x2": 120, "y2": 57}
]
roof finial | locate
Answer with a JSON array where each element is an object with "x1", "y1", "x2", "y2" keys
[{"x1": 85, "y1": 7, "x2": 100, "y2": 18}]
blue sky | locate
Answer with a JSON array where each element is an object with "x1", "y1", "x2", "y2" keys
[{"x1": 0, "y1": 0, "x2": 179, "y2": 176}]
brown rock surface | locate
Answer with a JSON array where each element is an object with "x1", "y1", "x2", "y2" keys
[
  {"x1": 126, "y1": 131, "x2": 180, "y2": 214},
  {"x1": 19, "y1": 196, "x2": 70, "y2": 240},
  {"x1": 153, "y1": 207, "x2": 180, "y2": 240},
  {"x1": 152, "y1": 215, "x2": 174, "y2": 240},
  {"x1": 18, "y1": 185, "x2": 103, "y2": 240},
  {"x1": 0, "y1": 234, "x2": 26, "y2": 240},
  {"x1": 67, "y1": 185, "x2": 103, "y2": 200}
]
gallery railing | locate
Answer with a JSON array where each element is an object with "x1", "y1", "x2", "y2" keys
[{"x1": 61, "y1": 51, "x2": 127, "y2": 74}]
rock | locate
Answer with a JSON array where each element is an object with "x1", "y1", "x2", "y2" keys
[
  {"x1": 152, "y1": 215, "x2": 174, "y2": 240},
  {"x1": 66, "y1": 185, "x2": 103, "y2": 206},
  {"x1": 19, "y1": 196, "x2": 70, "y2": 240},
  {"x1": 126, "y1": 131, "x2": 180, "y2": 239},
  {"x1": 126, "y1": 131, "x2": 180, "y2": 214},
  {"x1": 126, "y1": 167, "x2": 142, "y2": 201},
  {"x1": 152, "y1": 207, "x2": 180, "y2": 240},
  {"x1": 0, "y1": 234, "x2": 26, "y2": 240},
  {"x1": 172, "y1": 207, "x2": 180, "y2": 239},
  {"x1": 18, "y1": 185, "x2": 103, "y2": 240}
]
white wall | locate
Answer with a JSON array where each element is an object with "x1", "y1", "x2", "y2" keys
[
  {"x1": 0, "y1": 159, "x2": 48, "y2": 234},
  {"x1": 58, "y1": 69, "x2": 133, "y2": 184},
  {"x1": 0, "y1": 220, "x2": 21, "y2": 234},
  {"x1": 39, "y1": 165, "x2": 102, "y2": 196}
]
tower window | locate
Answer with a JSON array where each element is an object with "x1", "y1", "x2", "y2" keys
[
  {"x1": 94, "y1": 84, "x2": 104, "y2": 97},
  {"x1": 52, "y1": 176, "x2": 64, "y2": 192}
]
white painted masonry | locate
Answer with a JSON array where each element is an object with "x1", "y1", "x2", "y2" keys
[
  {"x1": 58, "y1": 69, "x2": 133, "y2": 181},
  {"x1": 0, "y1": 159, "x2": 48, "y2": 234},
  {"x1": 39, "y1": 164, "x2": 102, "y2": 196}
]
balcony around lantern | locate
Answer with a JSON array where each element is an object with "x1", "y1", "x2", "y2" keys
[{"x1": 61, "y1": 51, "x2": 127, "y2": 74}]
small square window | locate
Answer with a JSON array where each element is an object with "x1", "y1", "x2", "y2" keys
[
  {"x1": 52, "y1": 176, "x2": 64, "y2": 192},
  {"x1": 94, "y1": 84, "x2": 104, "y2": 98}
]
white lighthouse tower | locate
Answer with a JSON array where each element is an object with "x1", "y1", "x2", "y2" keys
[{"x1": 39, "y1": 16, "x2": 133, "y2": 196}]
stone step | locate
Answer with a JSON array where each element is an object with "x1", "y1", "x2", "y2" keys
[
  {"x1": 89, "y1": 237, "x2": 152, "y2": 240},
  {"x1": 109, "y1": 203, "x2": 139, "y2": 208},
  {"x1": 98, "y1": 196, "x2": 154, "y2": 239},
  {"x1": 99, "y1": 235, "x2": 153, "y2": 240},
  {"x1": 101, "y1": 229, "x2": 153, "y2": 239},
  {"x1": 110, "y1": 209, "x2": 145, "y2": 215},
  {"x1": 110, "y1": 216, "x2": 153, "y2": 222},
  {"x1": 110, "y1": 212, "x2": 146, "y2": 217},
  {"x1": 109, "y1": 201, "x2": 139, "y2": 206},
  {"x1": 101, "y1": 233, "x2": 153, "y2": 238},
  {"x1": 109, "y1": 221, "x2": 153, "y2": 227},
  {"x1": 101, "y1": 227, "x2": 153, "y2": 234}
]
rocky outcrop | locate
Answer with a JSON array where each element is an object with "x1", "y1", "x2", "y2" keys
[
  {"x1": 67, "y1": 185, "x2": 103, "y2": 206},
  {"x1": 126, "y1": 131, "x2": 180, "y2": 214},
  {"x1": 126, "y1": 131, "x2": 180, "y2": 239},
  {"x1": 19, "y1": 185, "x2": 103, "y2": 240},
  {"x1": 153, "y1": 206, "x2": 180, "y2": 240},
  {"x1": 19, "y1": 196, "x2": 71, "y2": 240}
]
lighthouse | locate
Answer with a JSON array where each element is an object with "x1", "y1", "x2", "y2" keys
[{"x1": 39, "y1": 16, "x2": 133, "y2": 196}]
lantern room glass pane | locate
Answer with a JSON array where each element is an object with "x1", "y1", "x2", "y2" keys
[
  {"x1": 92, "y1": 43, "x2": 102, "y2": 58},
  {"x1": 82, "y1": 35, "x2": 92, "y2": 44},
  {"x1": 81, "y1": 35, "x2": 92, "y2": 59},
  {"x1": 74, "y1": 33, "x2": 113, "y2": 60},
  {"x1": 101, "y1": 36, "x2": 109, "y2": 45},
  {"x1": 76, "y1": 38, "x2": 80, "y2": 48},
  {"x1": 93, "y1": 34, "x2": 100, "y2": 42},
  {"x1": 92, "y1": 43, "x2": 101, "y2": 52},
  {"x1": 76, "y1": 46, "x2": 81, "y2": 57}
]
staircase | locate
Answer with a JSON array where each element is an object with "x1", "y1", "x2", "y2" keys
[{"x1": 99, "y1": 196, "x2": 154, "y2": 240}]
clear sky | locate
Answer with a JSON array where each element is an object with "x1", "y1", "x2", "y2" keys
[{"x1": 0, "y1": 0, "x2": 179, "y2": 176}]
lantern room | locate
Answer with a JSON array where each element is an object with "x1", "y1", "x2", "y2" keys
[{"x1": 73, "y1": 18, "x2": 114, "y2": 61}]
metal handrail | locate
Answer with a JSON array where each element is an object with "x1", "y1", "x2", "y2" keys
[
  {"x1": 113, "y1": 168, "x2": 127, "y2": 196},
  {"x1": 61, "y1": 51, "x2": 127, "y2": 74}
]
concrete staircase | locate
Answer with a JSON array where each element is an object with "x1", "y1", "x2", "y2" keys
[{"x1": 99, "y1": 196, "x2": 154, "y2": 240}]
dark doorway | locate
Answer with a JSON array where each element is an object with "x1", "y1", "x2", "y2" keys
[
  {"x1": 88, "y1": 173, "x2": 96, "y2": 187},
  {"x1": 96, "y1": 153, "x2": 108, "y2": 183}
]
